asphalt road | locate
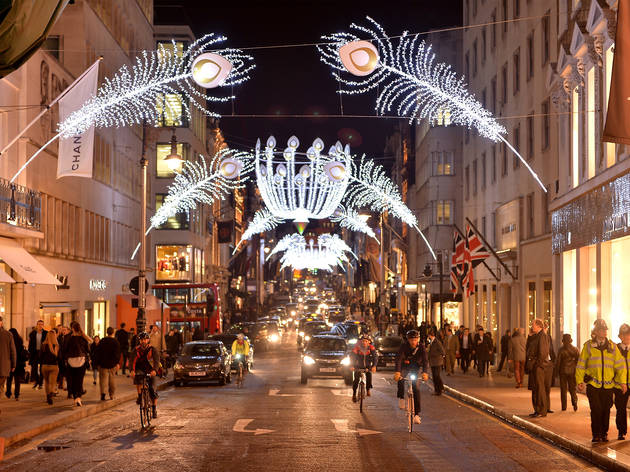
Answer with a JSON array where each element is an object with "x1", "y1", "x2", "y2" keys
[{"x1": 0, "y1": 335, "x2": 601, "y2": 472}]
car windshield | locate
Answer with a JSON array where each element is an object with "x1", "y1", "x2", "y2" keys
[
  {"x1": 182, "y1": 344, "x2": 221, "y2": 356},
  {"x1": 378, "y1": 337, "x2": 402, "y2": 348},
  {"x1": 304, "y1": 323, "x2": 327, "y2": 334},
  {"x1": 308, "y1": 338, "x2": 346, "y2": 351},
  {"x1": 335, "y1": 324, "x2": 359, "y2": 338}
]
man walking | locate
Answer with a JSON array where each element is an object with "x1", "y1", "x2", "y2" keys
[
  {"x1": 428, "y1": 329, "x2": 445, "y2": 395},
  {"x1": 445, "y1": 327, "x2": 459, "y2": 376},
  {"x1": 94, "y1": 327, "x2": 121, "y2": 401},
  {"x1": 28, "y1": 320, "x2": 47, "y2": 389},
  {"x1": 497, "y1": 329, "x2": 511, "y2": 372},
  {"x1": 527, "y1": 319, "x2": 553, "y2": 418},
  {"x1": 115, "y1": 323, "x2": 130, "y2": 375},
  {"x1": 473, "y1": 327, "x2": 492, "y2": 377},
  {"x1": 459, "y1": 328, "x2": 473, "y2": 373},
  {"x1": 0, "y1": 316, "x2": 16, "y2": 405}
]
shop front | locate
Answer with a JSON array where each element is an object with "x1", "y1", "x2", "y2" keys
[{"x1": 553, "y1": 172, "x2": 630, "y2": 347}]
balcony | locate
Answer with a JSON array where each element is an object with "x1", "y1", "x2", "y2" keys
[{"x1": 0, "y1": 178, "x2": 42, "y2": 238}]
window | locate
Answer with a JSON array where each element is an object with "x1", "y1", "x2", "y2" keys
[
  {"x1": 465, "y1": 0, "x2": 470, "y2": 24},
  {"x1": 491, "y1": 212, "x2": 496, "y2": 246},
  {"x1": 482, "y1": 216, "x2": 487, "y2": 238},
  {"x1": 528, "y1": 281, "x2": 536, "y2": 325},
  {"x1": 436, "y1": 108, "x2": 451, "y2": 126},
  {"x1": 481, "y1": 152, "x2": 487, "y2": 189},
  {"x1": 587, "y1": 67, "x2": 596, "y2": 179},
  {"x1": 156, "y1": 93, "x2": 187, "y2": 127},
  {"x1": 543, "y1": 280, "x2": 552, "y2": 335},
  {"x1": 491, "y1": 76, "x2": 497, "y2": 114},
  {"x1": 513, "y1": 124, "x2": 520, "y2": 169},
  {"x1": 473, "y1": 159, "x2": 478, "y2": 195},
  {"x1": 604, "y1": 44, "x2": 616, "y2": 167},
  {"x1": 541, "y1": 99, "x2": 550, "y2": 150},
  {"x1": 157, "y1": 40, "x2": 185, "y2": 60},
  {"x1": 542, "y1": 13, "x2": 550, "y2": 65},
  {"x1": 155, "y1": 194, "x2": 189, "y2": 229},
  {"x1": 513, "y1": 48, "x2": 520, "y2": 95},
  {"x1": 526, "y1": 33, "x2": 534, "y2": 80},
  {"x1": 433, "y1": 151, "x2": 454, "y2": 175},
  {"x1": 527, "y1": 113, "x2": 534, "y2": 161},
  {"x1": 501, "y1": 63, "x2": 508, "y2": 105},
  {"x1": 472, "y1": 0, "x2": 478, "y2": 17},
  {"x1": 513, "y1": 0, "x2": 520, "y2": 18},
  {"x1": 482, "y1": 88, "x2": 486, "y2": 109},
  {"x1": 502, "y1": 0, "x2": 508, "y2": 34},
  {"x1": 491, "y1": 145, "x2": 497, "y2": 183},
  {"x1": 473, "y1": 39, "x2": 478, "y2": 77},
  {"x1": 43, "y1": 35, "x2": 61, "y2": 60},
  {"x1": 502, "y1": 142, "x2": 508, "y2": 176},
  {"x1": 571, "y1": 87, "x2": 579, "y2": 188},
  {"x1": 156, "y1": 245, "x2": 192, "y2": 281},
  {"x1": 465, "y1": 51, "x2": 470, "y2": 79},
  {"x1": 491, "y1": 10, "x2": 497, "y2": 49},
  {"x1": 527, "y1": 192, "x2": 535, "y2": 238},
  {"x1": 465, "y1": 165, "x2": 470, "y2": 200},
  {"x1": 481, "y1": 28, "x2": 487, "y2": 63},
  {"x1": 436, "y1": 201, "x2": 453, "y2": 225},
  {"x1": 541, "y1": 188, "x2": 550, "y2": 233},
  {"x1": 156, "y1": 142, "x2": 185, "y2": 177}
]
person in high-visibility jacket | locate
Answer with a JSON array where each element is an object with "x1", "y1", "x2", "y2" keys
[
  {"x1": 231, "y1": 334, "x2": 250, "y2": 372},
  {"x1": 576, "y1": 319, "x2": 628, "y2": 443}
]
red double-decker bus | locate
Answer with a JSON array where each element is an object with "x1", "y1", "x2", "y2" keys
[{"x1": 152, "y1": 283, "x2": 222, "y2": 335}]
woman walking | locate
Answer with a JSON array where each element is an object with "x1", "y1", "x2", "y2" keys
[
  {"x1": 41, "y1": 330, "x2": 59, "y2": 405},
  {"x1": 65, "y1": 321, "x2": 91, "y2": 406},
  {"x1": 508, "y1": 328, "x2": 526, "y2": 388},
  {"x1": 555, "y1": 333, "x2": 579, "y2": 411},
  {"x1": 6, "y1": 328, "x2": 26, "y2": 400},
  {"x1": 89, "y1": 336, "x2": 100, "y2": 385}
]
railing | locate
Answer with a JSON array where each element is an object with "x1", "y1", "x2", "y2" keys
[{"x1": 0, "y1": 178, "x2": 41, "y2": 231}]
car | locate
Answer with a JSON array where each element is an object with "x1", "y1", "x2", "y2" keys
[
  {"x1": 300, "y1": 335, "x2": 352, "y2": 385},
  {"x1": 331, "y1": 321, "x2": 368, "y2": 346},
  {"x1": 298, "y1": 320, "x2": 329, "y2": 350},
  {"x1": 374, "y1": 335, "x2": 403, "y2": 370},
  {"x1": 173, "y1": 341, "x2": 231, "y2": 386},
  {"x1": 207, "y1": 334, "x2": 254, "y2": 371},
  {"x1": 257, "y1": 320, "x2": 282, "y2": 347},
  {"x1": 228, "y1": 322, "x2": 270, "y2": 351}
]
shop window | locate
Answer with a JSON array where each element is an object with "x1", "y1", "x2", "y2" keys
[
  {"x1": 562, "y1": 249, "x2": 577, "y2": 340},
  {"x1": 155, "y1": 194, "x2": 189, "y2": 229},
  {"x1": 156, "y1": 245, "x2": 192, "y2": 281},
  {"x1": 482, "y1": 285, "x2": 488, "y2": 328},
  {"x1": 528, "y1": 281, "x2": 536, "y2": 326},
  {"x1": 156, "y1": 143, "x2": 185, "y2": 178},
  {"x1": 491, "y1": 285, "x2": 497, "y2": 338},
  {"x1": 543, "y1": 280, "x2": 552, "y2": 336},
  {"x1": 579, "y1": 245, "x2": 597, "y2": 346},
  {"x1": 602, "y1": 235, "x2": 630, "y2": 344}
]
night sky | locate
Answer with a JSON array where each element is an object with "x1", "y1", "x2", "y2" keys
[{"x1": 154, "y1": 0, "x2": 462, "y2": 159}]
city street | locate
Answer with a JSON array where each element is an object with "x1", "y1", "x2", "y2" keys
[{"x1": 0, "y1": 336, "x2": 598, "y2": 472}]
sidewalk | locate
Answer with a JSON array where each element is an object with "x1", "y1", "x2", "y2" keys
[
  {"x1": 0, "y1": 369, "x2": 171, "y2": 456},
  {"x1": 441, "y1": 367, "x2": 630, "y2": 471}
]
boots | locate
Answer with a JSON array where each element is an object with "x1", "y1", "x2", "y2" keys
[
  {"x1": 152, "y1": 406, "x2": 158, "y2": 418},
  {"x1": 46, "y1": 393, "x2": 53, "y2": 405},
  {"x1": 100, "y1": 393, "x2": 106, "y2": 401},
  {"x1": 352, "y1": 392, "x2": 357, "y2": 403}
]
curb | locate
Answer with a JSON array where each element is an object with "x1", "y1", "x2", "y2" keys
[
  {"x1": 0, "y1": 379, "x2": 172, "y2": 455},
  {"x1": 443, "y1": 384, "x2": 630, "y2": 472}
]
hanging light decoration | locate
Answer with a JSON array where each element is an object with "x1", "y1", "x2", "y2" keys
[{"x1": 270, "y1": 233, "x2": 356, "y2": 272}]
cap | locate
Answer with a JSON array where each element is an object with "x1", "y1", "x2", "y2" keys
[
  {"x1": 593, "y1": 319, "x2": 608, "y2": 331},
  {"x1": 619, "y1": 323, "x2": 630, "y2": 338}
]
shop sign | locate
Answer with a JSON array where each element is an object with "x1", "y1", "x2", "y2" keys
[
  {"x1": 89, "y1": 279, "x2": 107, "y2": 291},
  {"x1": 404, "y1": 283, "x2": 418, "y2": 293},
  {"x1": 55, "y1": 275, "x2": 69, "y2": 290},
  {"x1": 495, "y1": 199, "x2": 519, "y2": 251}
]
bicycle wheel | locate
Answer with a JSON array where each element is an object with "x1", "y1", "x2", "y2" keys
[
  {"x1": 407, "y1": 393, "x2": 414, "y2": 433},
  {"x1": 359, "y1": 382, "x2": 365, "y2": 413},
  {"x1": 140, "y1": 387, "x2": 151, "y2": 429},
  {"x1": 237, "y1": 364, "x2": 243, "y2": 388}
]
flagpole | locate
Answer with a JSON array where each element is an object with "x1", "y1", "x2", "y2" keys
[
  {"x1": 0, "y1": 58, "x2": 102, "y2": 158},
  {"x1": 464, "y1": 217, "x2": 516, "y2": 280},
  {"x1": 453, "y1": 224, "x2": 500, "y2": 282}
]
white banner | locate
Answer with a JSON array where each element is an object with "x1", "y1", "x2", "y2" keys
[{"x1": 57, "y1": 61, "x2": 99, "y2": 179}]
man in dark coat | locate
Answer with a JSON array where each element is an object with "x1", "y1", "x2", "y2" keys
[
  {"x1": 115, "y1": 323, "x2": 130, "y2": 375},
  {"x1": 526, "y1": 319, "x2": 553, "y2": 417},
  {"x1": 94, "y1": 327, "x2": 121, "y2": 401},
  {"x1": 473, "y1": 327, "x2": 492, "y2": 377},
  {"x1": 0, "y1": 316, "x2": 16, "y2": 396},
  {"x1": 28, "y1": 320, "x2": 47, "y2": 389},
  {"x1": 497, "y1": 329, "x2": 511, "y2": 372},
  {"x1": 428, "y1": 329, "x2": 445, "y2": 395}
]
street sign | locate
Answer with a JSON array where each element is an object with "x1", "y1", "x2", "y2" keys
[{"x1": 129, "y1": 276, "x2": 149, "y2": 296}]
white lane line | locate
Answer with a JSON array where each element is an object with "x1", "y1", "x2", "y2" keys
[
  {"x1": 268, "y1": 389, "x2": 296, "y2": 397},
  {"x1": 232, "y1": 418, "x2": 274, "y2": 435},
  {"x1": 330, "y1": 419, "x2": 382, "y2": 436},
  {"x1": 330, "y1": 389, "x2": 352, "y2": 396}
]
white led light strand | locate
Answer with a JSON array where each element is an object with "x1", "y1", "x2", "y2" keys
[
  {"x1": 235, "y1": 208, "x2": 284, "y2": 252},
  {"x1": 273, "y1": 233, "x2": 354, "y2": 272},
  {"x1": 318, "y1": 16, "x2": 546, "y2": 192},
  {"x1": 330, "y1": 205, "x2": 378, "y2": 241}
]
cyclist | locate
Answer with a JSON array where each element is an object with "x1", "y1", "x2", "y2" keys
[
  {"x1": 231, "y1": 333, "x2": 250, "y2": 372},
  {"x1": 394, "y1": 329, "x2": 429, "y2": 425},
  {"x1": 131, "y1": 332, "x2": 160, "y2": 419},
  {"x1": 351, "y1": 334, "x2": 378, "y2": 403}
]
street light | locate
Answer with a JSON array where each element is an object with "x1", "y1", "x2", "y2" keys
[{"x1": 165, "y1": 128, "x2": 183, "y2": 171}]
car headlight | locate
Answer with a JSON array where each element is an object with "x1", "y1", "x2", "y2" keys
[
  {"x1": 174, "y1": 361, "x2": 184, "y2": 370},
  {"x1": 341, "y1": 356, "x2": 351, "y2": 366},
  {"x1": 291, "y1": 310, "x2": 296, "y2": 315},
  {"x1": 303, "y1": 355, "x2": 315, "y2": 365},
  {"x1": 410, "y1": 374, "x2": 417, "y2": 381},
  {"x1": 299, "y1": 331, "x2": 304, "y2": 337},
  {"x1": 304, "y1": 335, "x2": 311, "y2": 342},
  {"x1": 235, "y1": 354, "x2": 242, "y2": 360},
  {"x1": 348, "y1": 338, "x2": 358, "y2": 345},
  {"x1": 269, "y1": 333, "x2": 280, "y2": 343}
]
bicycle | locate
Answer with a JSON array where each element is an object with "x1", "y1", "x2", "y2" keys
[
  {"x1": 139, "y1": 374, "x2": 153, "y2": 430},
  {"x1": 403, "y1": 373, "x2": 421, "y2": 433},
  {"x1": 235, "y1": 355, "x2": 245, "y2": 388},
  {"x1": 355, "y1": 368, "x2": 368, "y2": 413}
]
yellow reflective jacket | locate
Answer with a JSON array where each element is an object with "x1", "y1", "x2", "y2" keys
[
  {"x1": 231, "y1": 339, "x2": 250, "y2": 357},
  {"x1": 575, "y1": 339, "x2": 626, "y2": 389}
]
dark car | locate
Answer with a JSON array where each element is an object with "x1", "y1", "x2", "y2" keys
[
  {"x1": 301, "y1": 335, "x2": 352, "y2": 385},
  {"x1": 331, "y1": 321, "x2": 368, "y2": 347},
  {"x1": 173, "y1": 341, "x2": 231, "y2": 386},
  {"x1": 207, "y1": 334, "x2": 254, "y2": 370},
  {"x1": 375, "y1": 335, "x2": 403, "y2": 370},
  {"x1": 298, "y1": 321, "x2": 329, "y2": 351},
  {"x1": 229, "y1": 322, "x2": 269, "y2": 351}
]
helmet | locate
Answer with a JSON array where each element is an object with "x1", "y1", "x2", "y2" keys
[
  {"x1": 237, "y1": 333, "x2": 244, "y2": 341},
  {"x1": 138, "y1": 332, "x2": 150, "y2": 340},
  {"x1": 406, "y1": 330, "x2": 420, "y2": 339},
  {"x1": 619, "y1": 323, "x2": 630, "y2": 338},
  {"x1": 360, "y1": 334, "x2": 371, "y2": 341}
]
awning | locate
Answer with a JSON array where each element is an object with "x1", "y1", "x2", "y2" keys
[
  {"x1": 0, "y1": 270, "x2": 15, "y2": 283},
  {"x1": 0, "y1": 237, "x2": 60, "y2": 285}
]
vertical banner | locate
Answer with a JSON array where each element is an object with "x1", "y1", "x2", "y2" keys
[
  {"x1": 217, "y1": 220, "x2": 233, "y2": 243},
  {"x1": 603, "y1": 0, "x2": 630, "y2": 145},
  {"x1": 57, "y1": 61, "x2": 99, "y2": 178}
]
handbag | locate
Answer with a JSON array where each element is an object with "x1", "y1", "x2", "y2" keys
[{"x1": 68, "y1": 356, "x2": 86, "y2": 368}]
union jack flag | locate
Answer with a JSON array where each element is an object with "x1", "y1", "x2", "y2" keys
[
  {"x1": 466, "y1": 224, "x2": 490, "y2": 268},
  {"x1": 450, "y1": 230, "x2": 465, "y2": 293}
]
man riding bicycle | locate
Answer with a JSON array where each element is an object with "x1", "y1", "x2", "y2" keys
[
  {"x1": 231, "y1": 334, "x2": 250, "y2": 372},
  {"x1": 131, "y1": 332, "x2": 160, "y2": 418},
  {"x1": 351, "y1": 334, "x2": 378, "y2": 403},
  {"x1": 395, "y1": 329, "x2": 429, "y2": 425}
]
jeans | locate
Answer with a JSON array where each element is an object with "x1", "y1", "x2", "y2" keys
[
  {"x1": 431, "y1": 365, "x2": 444, "y2": 394},
  {"x1": 397, "y1": 378, "x2": 420, "y2": 415},
  {"x1": 31, "y1": 352, "x2": 43, "y2": 386},
  {"x1": 99, "y1": 367, "x2": 117, "y2": 397},
  {"x1": 352, "y1": 370, "x2": 372, "y2": 393},
  {"x1": 67, "y1": 364, "x2": 87, "y2": 399},
  {"x1": 6, "y1": 371, "x2": 21, "y2": 398},
  {"x1": 513, "y1": 360, "x2": 525, "y2": 385},
  {"x1": 587, "y1": 384, "x2": 614, "y2": 439},
  {"x1": 120, "y1": 350, "x2": 129, "y2": 374},
  {"x1": 460, "y1": 350, "x2": 471, "y2": 372},
  {"x1": 559, "y1": 373, "x2": 577, "y2": 410},
  {"x1": 614, "y1": 388, "x2": 630, "y2": 436},
  {"x1": 41, "y1": 364, "x2": 59, "y2": 396}
]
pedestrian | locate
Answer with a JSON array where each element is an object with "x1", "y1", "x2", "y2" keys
[
  {"x1": 40, "y1": 330, "x2": 59, "y2": 405},
  {"x1": 6, "y1": 328, "x2": 25, "y2": 400},
  {"x1": 484, "y1": 331, "x2": 495, "y2": 374},
  {"x1": 0, "y1": 316, "x2": 16, "y2": 407},
  {"x1": 473, "y1": 327, "x2": 491, "y2": 377},
  {"x1": 150, "y1": 325, "x2": 163, "y2": 350},
  {"x1": 65, "y1": 321, "x2": 91, "y2": 407},
  {"x1": 115, "y1": 323, "x2": 130, "y2": 375},
  {"x1": 526, "y1": 319, "x2": 553, "y2": 418},
  {"x1": 555, "y1": 333, "x2": 579, "y2": 412},
  {"x1": 94, "y1": 327, "x2": 121, "y2": 401},
  {"x1": 508, "y1": 328, "x2": 526, "y2": 388},
  {"x1": 497, "y1": 329, "x2": 511, "y2": 372},
  {"x1": 89, "y1": 336, "x2": 100, "y2": 385},
  {"x1": 459, "y1": 328, "x2": 473, "y2": 373},
  {"x1": 445, "y1": 327, "x2": 459, "y2": 376},
  {"x1": 28, "y1": 319, "x2": 47, "y2": 389},
  {"x1": 615, "y1": 324, "x2": 630, "y2": 440},
  {"x1": 165, "y1": 328, "x2": 180, "y2": 369},
  {"x1": 57, "y1": 326, "x2": 68, "y2": 393},
  {"x1": 428, "y1": 328, "x2": 445, "y2": 395}
]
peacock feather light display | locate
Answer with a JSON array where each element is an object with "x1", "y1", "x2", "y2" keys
[{"x1": 271, "y1": 233, "x2": 356, "y2": 272}]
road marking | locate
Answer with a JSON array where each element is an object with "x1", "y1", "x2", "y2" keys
[
  {"x1": 330, "y1": 389, "x2": 352, "y2": 396},
  {"x1": 330, "y1": 419, "x2": 381, "y2": 436},
  {"x1": 268, "y1": 388, "x2": 296, "y2": 397},
  {"x1": 232, "y1": 419, "x2": 274, "y2": 435}
]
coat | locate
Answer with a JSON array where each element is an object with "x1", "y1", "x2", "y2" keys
[
  {"x1": 555, "y1": 344, "x2": 579, "y2": 377},
  {"x1": 473, "y1": 333, "x2": 492, "y2": 361},
  {"x1": 508, "y1": 334, "x2": 526, "y2": 362},
  {"x1": 576, "y1": 338, "x2": 625, "y2": 390},
  {"x1": 94, "y1": 337, "x2": 121, "y2": 369},
  {"x1": 28, "y1": 329, "x2": 48, "y2": 360},
  {"x1": 428, "y1": 337, "x2": 445, "y2": 367},
  {"x1": 9, "y1": 329, "x2": 26, "y2": 377},
  {"x1": 0, "y1": 327, "x2": 16, "y2": 377},
  {"x1": 446, "y1": 334, "x2": 460, "y2": 353}
]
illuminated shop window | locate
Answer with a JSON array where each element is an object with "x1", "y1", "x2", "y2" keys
[{"x1": 156, "y1": 245, "x2": 192, "y2": 281}]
